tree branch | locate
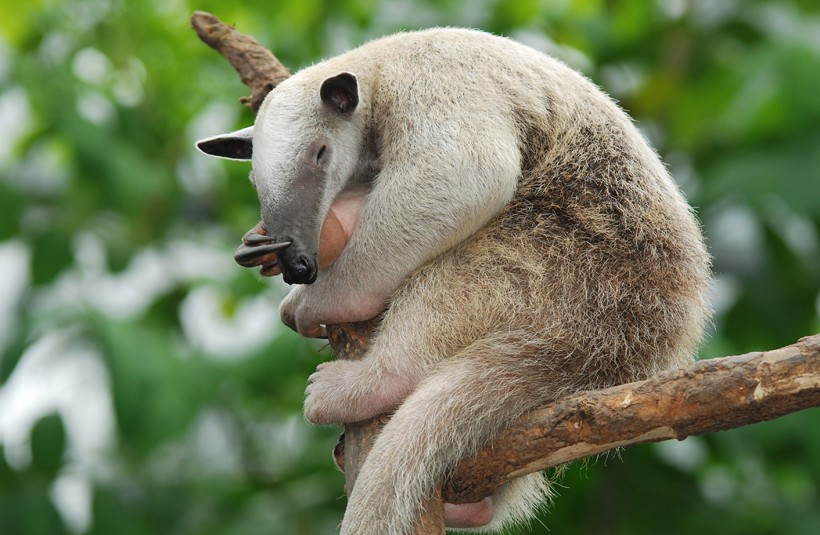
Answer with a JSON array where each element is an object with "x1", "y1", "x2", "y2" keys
[
  {"x1": 329, "y1": 334, "x2": 820, "y2": 503},
  {"x1": 442, "y1": 334, "x2": 820, "y2": 502},
  {"x1": 191, "y1": 11, "x2": 291, "y2": 113},
  {"x1": 190, "y1": 11, "x2": 820, "y2": 532}
]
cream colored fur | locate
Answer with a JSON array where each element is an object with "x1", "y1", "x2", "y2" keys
[{"x1": 200, "y1": 28, "x2": 711, "y2": 535}]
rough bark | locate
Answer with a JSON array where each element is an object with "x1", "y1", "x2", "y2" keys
[
  {"x1": 330, "y1": 328, "x2": 820, "y2": 504},
  {"x1": 442, "y1": 334, "x2": 820, "y2": 502},
  {"x1": 190, "y1": 11, "x2": 820, "y2": 533},
  {"x1": 191, "y1": 11, "x2": 291, "y2": 113}
]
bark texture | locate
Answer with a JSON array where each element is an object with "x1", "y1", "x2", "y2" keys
[
  {"x1": 191, "y1": 11, "x2": 291, "y2": 113},
  {"x1": 442, "y1": 334, "x2": 820, "y2": 502}
]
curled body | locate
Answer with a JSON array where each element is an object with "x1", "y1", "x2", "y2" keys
[{"x1": 198, "y1": 28, "x2": 711, "y2": 534}]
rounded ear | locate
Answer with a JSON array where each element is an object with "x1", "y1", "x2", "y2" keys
[
  {"x1": 196, "y1": 126, "x2": 254, "y2": 160},
  {"x1": 320, "y1": 72, "x2": 359, "y2": 115}
]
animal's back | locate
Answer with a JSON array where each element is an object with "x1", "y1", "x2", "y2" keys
[{"x1": 359, "y1": 28, "x2": 711, "y2": 387}]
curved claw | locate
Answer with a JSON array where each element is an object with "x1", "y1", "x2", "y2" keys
[
  {"x1": 242, "y1": 231, "x2": 276, "y2": 245},
  {"x1": 234, "y1": 241, "x2": 291, "y2": 267}
]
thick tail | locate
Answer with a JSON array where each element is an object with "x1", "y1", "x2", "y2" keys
[{"x1": 340, "y1": 335, "x2": 560, "y2": 535}]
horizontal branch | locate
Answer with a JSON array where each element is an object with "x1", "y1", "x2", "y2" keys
[
  {"x1": 443, "y1": 334, "x2": 820, "y2": 502},
  {"x1": 328, "y1": 334, "x2": 820, "y2": 503}
]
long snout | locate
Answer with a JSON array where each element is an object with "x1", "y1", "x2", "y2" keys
[
  {"x1": 261, "y1": 198, "x2": 322, "y2": 284},
  {"x1": 246, "y1": 141, "x2": 330, "y2": 284},
  {"x1": 234, "y1": 228, "x2": 320, "y2": 284}
]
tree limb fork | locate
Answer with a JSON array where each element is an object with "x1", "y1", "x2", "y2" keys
[{"x1": 190, "y1": 11, "x2": 820, "y2": 533}]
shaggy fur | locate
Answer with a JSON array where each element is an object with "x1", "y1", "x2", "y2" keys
[{"x1": 198, "y1": 28, "x2": 711, "y2": 535}]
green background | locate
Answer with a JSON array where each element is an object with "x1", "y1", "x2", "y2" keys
[{"x1": 1, "y1": 0, "x2": 819, "y2": 533}]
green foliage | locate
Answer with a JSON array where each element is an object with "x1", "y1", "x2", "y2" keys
[
  {"x1": 29, "y1": 414, "x2": 66, "y2": 478},
  {"x1": 0, "y1": 0, "x2": 818, "y2": 534}
]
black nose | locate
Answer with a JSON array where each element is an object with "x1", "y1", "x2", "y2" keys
[{"x1": 279, "y1": 248, "x2": 318, "y2": 285}]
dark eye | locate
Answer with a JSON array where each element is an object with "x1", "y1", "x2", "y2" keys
[{"x1": 316, "y1": 144, "x2": 327, "y2": 164}]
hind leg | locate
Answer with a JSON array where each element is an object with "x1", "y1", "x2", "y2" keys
[
  {"x1": 448, "y1": 473, "x2": 553, "y2": 532},
  {"x1": 444, "y1": 497, "x2": 494, "y2": 528}
]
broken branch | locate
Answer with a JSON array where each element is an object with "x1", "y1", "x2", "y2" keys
[{"x1": 191, "y1": 11, "x2": 291, "y2": 112}]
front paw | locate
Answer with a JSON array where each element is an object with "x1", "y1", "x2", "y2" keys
[
  {"x1": 304, "y1": 360, "x2": 368, "y2": 425},
  {"x1": 280, "y1": 288, "x2": 325, "y2": 338}
]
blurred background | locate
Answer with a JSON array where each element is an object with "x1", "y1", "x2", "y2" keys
[{"x1": 1, "y1": 0, "x2": 819, "y2": 533}]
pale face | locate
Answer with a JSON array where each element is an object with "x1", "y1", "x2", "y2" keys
[{"x1": 197, "y1": 71, "x2": 363, "y2": 284}]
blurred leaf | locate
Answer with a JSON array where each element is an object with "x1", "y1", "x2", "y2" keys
[
  {"x1": 0, "y1": 329, "x2": 27, "y2": 385},
  {"x1": 93, "y1": 319, "x2": 216, "y2": 459},
  {"x1": 0, "y1": 184, "x2": 24, "y2": 241},
  {"x1": 0, "y1": 0, "x2": 46, "y2": 45},
  {"x1": 0, "y1": 447, "x2": 69, "y2": 535},
  {"x1": 489, "y1": 0, "x2": 539, "y2": 31},
  {"x1": 29, "y1": 414, "x2": 65, "y2": 479},
  {"x1": 29, "y1": 228, "x2": 73, "y2": 285},
  {"x1": 89, "y1": 487, "x2": 151, "y2": 535},
  {"x1": 702, "y1": 135, "x2": 820, "y2": 217}
]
